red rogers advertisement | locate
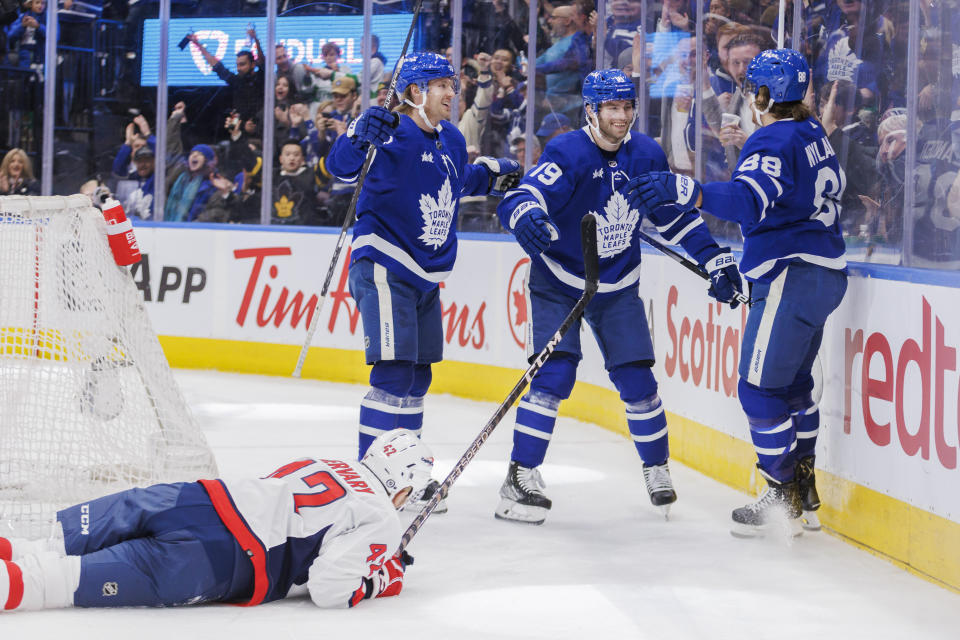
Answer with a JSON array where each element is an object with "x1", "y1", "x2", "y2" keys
[{"x1": 133, "y1": 225, "x2": 960, "y2": 524}]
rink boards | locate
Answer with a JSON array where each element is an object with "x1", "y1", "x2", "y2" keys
[{"x1": 131, "y1": 222, "x2": 960, "y2": 591}]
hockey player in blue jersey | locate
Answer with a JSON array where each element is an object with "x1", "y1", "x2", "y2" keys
[
  {"x1": 0, "y1": 430, "x2": 432, "y2": 611},
  {"x1": 494, "y1": 69, "x2": 743, "y2": 525},
  {"x1": 625, "y1": 49, "x2": 848, "y2": 537},
  {"x1": 325, "y1": 52, "x2": 521, "y2": 510}
]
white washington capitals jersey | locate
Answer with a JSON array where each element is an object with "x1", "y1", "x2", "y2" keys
[
  {"x1": 326, "y1": 114, "x2": 490, "y2": 291},
  {"x1": 200, "y1": 457, "x2": 400, "y2": 608},
  {"x1": 498, "y1": 128, "x2": 722, "y2": 297}
]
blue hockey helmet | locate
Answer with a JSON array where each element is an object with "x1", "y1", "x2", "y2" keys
[
  {"x1": 395, "y1": 51, "x2": 459, "y2": 97},
  {"x1": 743, "y1": 48, "x2": 809, "y2": 104},
  {"x1": 582, "y1": 68, "x2": 637, "y2": 113}
]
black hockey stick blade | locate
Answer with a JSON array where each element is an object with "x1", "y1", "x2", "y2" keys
[{"x1": 395, "y1": 214, "x2": 600, "y2": 554}]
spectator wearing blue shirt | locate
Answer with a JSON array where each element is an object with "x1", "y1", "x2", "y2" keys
[{"x1": 6, "y1": 0, "x2": 49, "y2": 69}]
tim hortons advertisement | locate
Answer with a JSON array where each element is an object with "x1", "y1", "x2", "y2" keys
[
  {"x1": 132, "y1": 226, "x2": 613, "y2": 375},
  {"x1": 133, "y1": 226, "x2": 960, "y2": 522}
]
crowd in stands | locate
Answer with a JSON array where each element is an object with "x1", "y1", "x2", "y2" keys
[{"x1": 1, "y1": 0, "x2": 958, "y2": 266}]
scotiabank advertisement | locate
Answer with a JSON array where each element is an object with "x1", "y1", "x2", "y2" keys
[{"x1": 134, "y1": 225, "x2": 960, "y2": 524}]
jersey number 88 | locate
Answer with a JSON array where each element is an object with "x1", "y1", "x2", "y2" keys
[{"x1": 811, "y1": 166, "x2": 845, "y2": 228}]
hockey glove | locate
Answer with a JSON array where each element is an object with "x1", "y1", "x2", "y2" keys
[
  {"x1": 475, "y1": 156, "x2": 522, "y2": 197},
  {"x1": 701, "y1": 247, "x2": 743, "y2": 308},
  {"x1": 509, "y1": 201, "x2": 559, "y2": 257},
  {"x1": 373, "y1": 552, "x2": 411, "y2": 599},
  {"x1": 347, "y1": 106, "x2": 399, "y2": 152},
  {"x1": 624, "y1": 171, "x2": 701, "y2": 213}
]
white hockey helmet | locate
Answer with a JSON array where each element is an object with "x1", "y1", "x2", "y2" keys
[{"x1": 361, "y1": 429, "x2": 435, "y2": 499}]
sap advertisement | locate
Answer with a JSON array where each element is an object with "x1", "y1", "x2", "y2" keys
[{"x1": 140, "y1": 15, "x2": 413, "y2": 87}]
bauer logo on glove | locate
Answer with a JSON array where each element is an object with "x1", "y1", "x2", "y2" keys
[{"x1": 675, "y1": 175, "x2": 697, "y2": 206}]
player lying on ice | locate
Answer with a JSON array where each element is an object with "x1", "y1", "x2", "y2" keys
[
  {"x1": 624, "y1": 49, "x2": 848, "y2": 537},
  {"x1": 493, "y1": 68, "x2": 743, "y2": 525},
  {"x1": 0, "y1": 430, "x2": 432, "y2": 612}
]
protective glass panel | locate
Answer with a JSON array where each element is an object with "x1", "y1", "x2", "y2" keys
[
  {"x1": 904, "y1": 1, "x2": 959, "y2": 268},
  {"x1": 800, "y1": 0, "x2": 908, "y2": 265},
  {"x1": 152, "y1": 1, "x2": 268, "y2": 224},
  {"x1": 1, "y1": 1, "x2": 58, "y2": 197},
  {"x1": 450, "y1": 0, "x2": 530, "y2": 233},
  {"x1": 78, "y1": 1, "x2": 160, "y2": 214}
]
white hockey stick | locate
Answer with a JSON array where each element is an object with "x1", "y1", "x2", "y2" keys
[
  {"x1": 291, "y1": 0, "x2": 424, "y2": 378},
  {"x1": 396, "y1": 215, "x2": 600, "y2": 554}
]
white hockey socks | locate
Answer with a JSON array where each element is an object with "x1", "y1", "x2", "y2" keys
[{"x1": 1, "y1": 553, "x2": 80, "y2": 612}]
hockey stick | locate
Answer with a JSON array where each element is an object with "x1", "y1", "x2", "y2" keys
[
  {"x1": 292, "y1": 0, "x2": 424, "y2": 378},
  {"x1": 396, "y1": 214, "x2": 600, "y2": 554},
  {"x1": 637, "y1": 229, "x2": 750, "y2": 306}
]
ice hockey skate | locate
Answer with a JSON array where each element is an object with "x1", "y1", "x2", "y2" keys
[
  {"x1": 403, "y1": 479, "x2": 448, "y2": 515},
  {"x1": 495, "y1": 461, "x2": 552, "y2": 525},
  {"x1": 643, "y1": 461, "x2": 677, "y2": 519},
  {"x1": 796, "y1": 456, "x2": 821, "y2": 531},
  {"x1": 731, "y1": 468, "x2": 803, "y2": 538}
]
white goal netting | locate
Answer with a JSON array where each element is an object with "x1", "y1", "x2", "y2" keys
[{"x1": 0, "y1": 195, "x2": 218, "y2": 538}]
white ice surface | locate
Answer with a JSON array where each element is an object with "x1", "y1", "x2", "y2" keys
[{"x1": 4, "y1": 369, "x2": 958, "y2": 639}]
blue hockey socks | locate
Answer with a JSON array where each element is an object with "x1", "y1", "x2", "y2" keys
[
  {"x1": 397, "y1": 364, "x2": 432, "y2": 435},
  {"x1": 359, "y1": 361, "x2": 415, "y2": 458},
  {"x1": 787, "y1": 375, "x2": 819, "y2": 460},
  {"x1": 511, "y1": 354, "x2": 577, "y2": 468},
  {"x1": 610, "y1": 364, "x2": 668, "y2": 466},
  {"x1": 739, "y1": 379, "x2": 796, "y2": 482}
]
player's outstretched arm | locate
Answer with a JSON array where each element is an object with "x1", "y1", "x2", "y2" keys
[
  {"x1": 624, "y1": 171, "x2": 702, "y2": 215},
  {"x1": 469, "y1": 156, "x2": 522, "y2": 197},
  {"x1": 624, "y1": 173, "x2": 744, "y2": 307}
]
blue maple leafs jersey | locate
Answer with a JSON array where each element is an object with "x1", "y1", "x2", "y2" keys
[
  {"x1": 497, "y1": 128, "x2": 721, "y2": 297},
  {"x1": 326, "y1": 114, "x2": 490, "y2": 291},
  {"x1": 700, "y1": 117, "x2": 848, "y2": 283}
]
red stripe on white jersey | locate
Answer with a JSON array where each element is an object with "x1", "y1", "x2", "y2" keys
[{"x1": 4, "y1": 560, "x2": 24, "y2": 610}]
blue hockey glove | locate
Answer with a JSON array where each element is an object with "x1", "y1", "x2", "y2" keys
[
  {"x1": 701, "y1": 247, "x2": 743, "y2": 308},
  {"x1": 475, "y1": 156, "x2": 522, "y2": 197},
  {"x1": 624, "y1": 171, "x2": 702, "y2": 213},
  {"x1": 509, "y1": 201, "x2": 559, "y2": 257},
  {"x1": 347, "y1": 106, "x2": 399, "y2": 152}
]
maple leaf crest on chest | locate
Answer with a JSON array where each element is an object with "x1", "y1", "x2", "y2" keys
[{"x1": 418, "y1": 177, "x2": 456, "y2": 249}]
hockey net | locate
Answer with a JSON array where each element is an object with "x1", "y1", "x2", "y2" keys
[{"x1": 0, "y1": 195, "x2": 218, "y2": 538}]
